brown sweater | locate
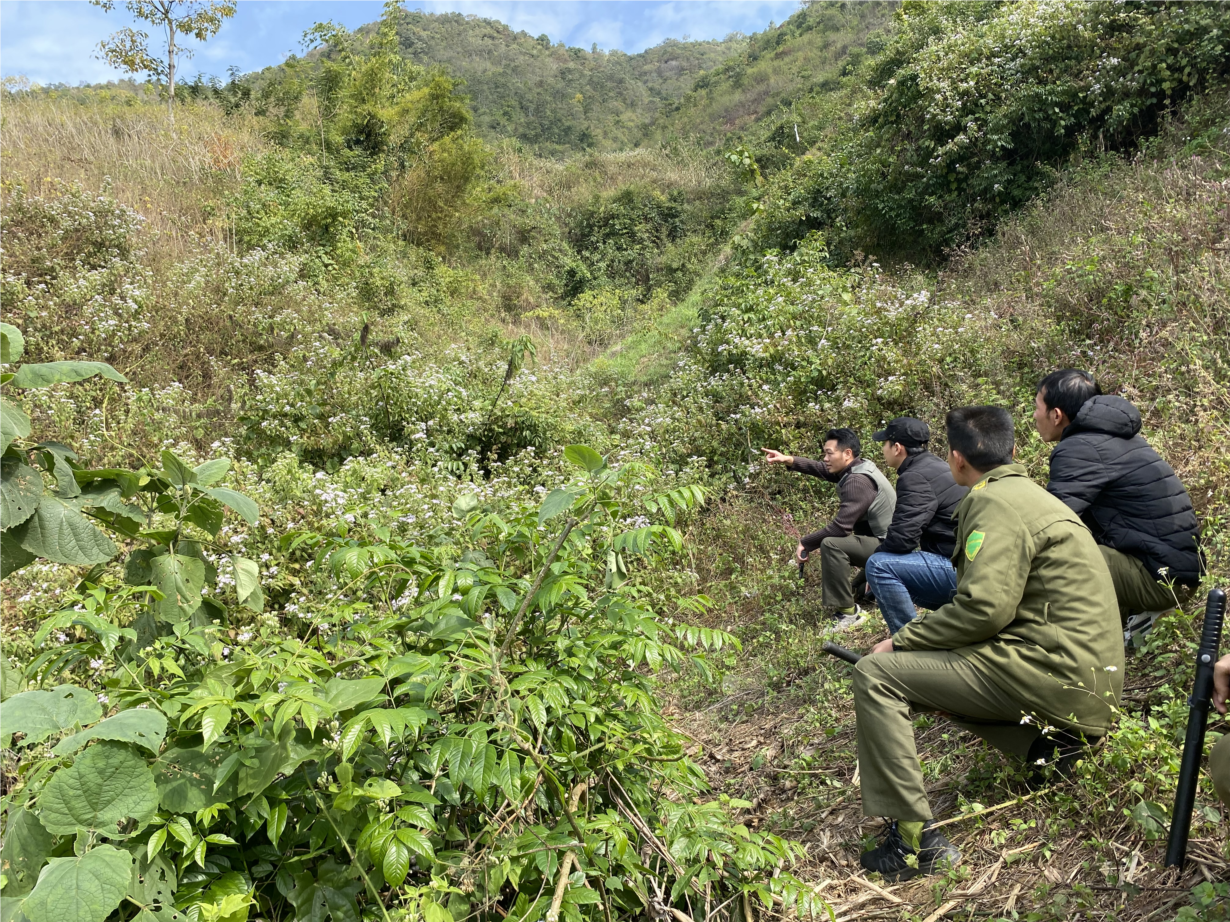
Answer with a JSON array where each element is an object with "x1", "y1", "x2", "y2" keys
[{"x1": 789, "y1": 457, "x2": 879, "y2": 552}]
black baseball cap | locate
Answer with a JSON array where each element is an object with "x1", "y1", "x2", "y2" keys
[{"x1": 872, "y1": 417, "x2": 930, "y2": 447}]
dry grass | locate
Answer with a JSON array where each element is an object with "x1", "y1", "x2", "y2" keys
[{"x1": 0, "y1": 91, "x2": 264, "y2": 249}]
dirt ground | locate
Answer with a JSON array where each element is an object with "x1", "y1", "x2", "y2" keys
[{"x1": 665, "y1": 659, "x2": 1230, "y2": 922}]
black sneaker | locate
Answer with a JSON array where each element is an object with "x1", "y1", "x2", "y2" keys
[
  {"x1": 859, "y1": 821, "x2": 961, "y2": 882},
  {"x1": 1025, "y1": 729, "x2": 1103, "y2": 787}
]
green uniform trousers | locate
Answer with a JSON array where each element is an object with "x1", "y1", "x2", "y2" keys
[
  {"x1": 819, "y1": 534, "x2": 881, "y2": 610},
  {"x1": 1211, "y1": 732, "x2": 1230, "y2": 809},
  {"x1": 1099, "y1": 546, "x2": 1191, "y2": 625},
  {"x1": 853, "y1": 650, "x2": 1041, "y2": 821}
]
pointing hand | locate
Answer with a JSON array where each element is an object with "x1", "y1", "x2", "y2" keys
[{"x1": 761, "y1": 448, "x2": 794, "y2": 465}]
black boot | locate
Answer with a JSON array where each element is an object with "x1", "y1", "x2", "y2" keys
[
  {"x1": 1026, "y1": 729, "x2": 1103, "y2": 787},
  {"x1": 859, "y1": 821, "x2": 961, "y2": 882}
]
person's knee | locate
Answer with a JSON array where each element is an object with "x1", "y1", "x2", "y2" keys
[
  {"x1": 865, "y1": 552, "x2": 891, "y2": 583},
  {"x1": 853, "y1": 654, "x2": 889, "y2": 698}
]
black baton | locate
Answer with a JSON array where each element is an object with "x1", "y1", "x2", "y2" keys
[
  {"x1": 822, "y1": 641, "x2": 862, "y2": 665},
  {"x1": 1165, "y1": 588, "x2": 1225, "y2": 868}
]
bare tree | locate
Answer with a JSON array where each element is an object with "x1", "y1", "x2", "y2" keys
[{"x1": 91, "y1": 1, "x2": 237, "y2": 123}]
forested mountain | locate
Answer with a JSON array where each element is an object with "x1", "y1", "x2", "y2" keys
[
  {"x1": 385, "y1": 10, "x2": 739, "y2": 153},
  {"x1": 4, "y1": 3, "x2": 1230, "y2": 922}
]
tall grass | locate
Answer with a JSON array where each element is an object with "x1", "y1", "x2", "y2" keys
[{"x1": 0, "y1": 91, "x2": 264, "y2": 247}]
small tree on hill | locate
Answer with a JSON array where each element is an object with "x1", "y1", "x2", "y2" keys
[{"x1": 91, "y1": 0, "x2": 237, "y2": 123}]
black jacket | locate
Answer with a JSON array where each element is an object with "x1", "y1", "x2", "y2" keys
[
  {"x1": 1047, "y1": 395, "x2": 1202, "y2": 586},
  {"x1": 878, "y1": 451, "x2": 968, "y2": 557}
]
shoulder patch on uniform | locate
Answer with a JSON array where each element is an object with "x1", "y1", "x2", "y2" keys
[
  {"x1": 965, "y1": 531, "x2": 986, "y2": 561},
  {"x1": 972, "y1": 480, "x2": 988, "y2": 491}
]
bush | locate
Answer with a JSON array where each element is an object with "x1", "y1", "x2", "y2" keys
[
  {"x1": 751, "y1": 0, "x2": 1230, "y2": 262},
  {"x1": 3, "y1": 450, "x2": 827, "y2": 922}
]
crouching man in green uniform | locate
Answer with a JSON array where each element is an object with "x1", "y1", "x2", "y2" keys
[
  {"x1": 1211, "y1": 655, "x2": 1230, "y2": 810},
  {"x1": 854, "y1": 406, "x2": 1125, "y2": 881}
]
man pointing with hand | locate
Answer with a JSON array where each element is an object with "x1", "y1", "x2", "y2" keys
[{"x1": 762, "y1": 428, "x2": 896, "y2": 629}]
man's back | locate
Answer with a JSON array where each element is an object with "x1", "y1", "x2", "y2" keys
[
  {"x1": 879, "y1": 451, "x2": 968, "y2": 557},
  {"x1": 1047, "y1": 395, "x2": 1201, "y2": 585},
  {"x1": 892, "y1": 465, "x2": 1124, "y2": 736}
]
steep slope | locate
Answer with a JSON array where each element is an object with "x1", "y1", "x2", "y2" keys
[{"x1": 650, "y1": 1, "x2": 896, "y2": 147}]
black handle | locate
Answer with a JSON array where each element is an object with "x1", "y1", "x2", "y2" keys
[
  {"x1": 1166, "y1": 588, "x2": 1225, "y2": 868},
  {"x1": 822, "y1": 641, "x2": 862, "y2": 665}
]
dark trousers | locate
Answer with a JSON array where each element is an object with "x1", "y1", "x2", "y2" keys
[{"x1": 818, "y1": 534, "x2": 881, "y2": 610}]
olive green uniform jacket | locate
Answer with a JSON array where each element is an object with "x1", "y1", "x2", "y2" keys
[{"x1": 892, "y1": 464, "x2": 1124, "y2": 736}]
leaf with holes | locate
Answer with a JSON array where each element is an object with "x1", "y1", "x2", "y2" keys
[
  {"x1": 1, "y1": 400, "x2": 31, "y2": 455},
  {"x1": 1, "y1": 460, "x2": 42, "y2": 532},
  {"x1": 1, "y1": 685, "x2": 102, "y2": 748},
  {"x1": 20, "y1": 845, "x2": 132, "y2": 922},
  {"x1": 38, "y1": 741, "x2": 159, "y2": 835},
  {"x1": 10, "y1": 494, "x2": 116, "y2": 566},
  {"x1": 53, "y1": 708, "x2": 168, "y2": 756}
]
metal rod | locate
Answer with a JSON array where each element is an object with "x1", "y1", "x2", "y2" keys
[
  {"x1": 1165, "y1": 588, "x2": 1225, "y2": 868},
  {"x1": 822, "y1": 641, "x2": 862, "y2": 665}
]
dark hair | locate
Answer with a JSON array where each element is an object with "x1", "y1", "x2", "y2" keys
[
  {"x1": 902, "y1": 443, "x2": 927, "y2": 456},
  {"x1": 945, "y1": 407, "x2": 1014, "y2": 472},
  {"x1": 1037, "y1": 369, "x2": 1101, "y2": 423},
  {"x1": 824, "y1": 427, "x2": 861, "y2": 457}
]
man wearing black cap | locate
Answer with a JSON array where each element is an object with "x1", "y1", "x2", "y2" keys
[{"x1": 864, "y1": 418, "x2": 968, "y2": 633}]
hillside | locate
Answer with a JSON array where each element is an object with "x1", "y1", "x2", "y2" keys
[
  {"x1": 650, "y1": 0, "x2": 895, "y2": 149},
  {"x1": 2, "y1": 3, "x2": 1230, "y2": 922},
  {"x1": 388, "y1": 10, "x2": 739, "y2": 154}
]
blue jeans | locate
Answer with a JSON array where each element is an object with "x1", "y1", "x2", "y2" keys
[{"x1": 865, "y1": 550, "x2": 958, "y2": 634}]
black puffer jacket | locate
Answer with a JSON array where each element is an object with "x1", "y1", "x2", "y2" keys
[
  {"x1": 1047, "y1": 395, "x2": 1203, "y2": 586},
  {"x1": 878, "y1": 451, "x2": 968, "y2": 557}
]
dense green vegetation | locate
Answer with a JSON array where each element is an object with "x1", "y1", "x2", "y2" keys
[{"x1": 3, "y1": 2, "x2": 1229, "y2": 921}]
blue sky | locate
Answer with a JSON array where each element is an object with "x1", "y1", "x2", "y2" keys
[{"x1": 1, "y1": 1, "x2": 800, "y2": 86}]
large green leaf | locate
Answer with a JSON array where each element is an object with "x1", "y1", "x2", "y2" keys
[
  {"x1": 563, "y1": 444, "x2": 605, "y2": 473},
  {"x1": 193, "y1": 458, "x2": 230, "y2": 487},
  {"x1": 1, "y1": 808, "x2": 54, "y2": 898},
  {"x1": 20, "y1": 845, "x2": 132, "y2": 922},
  {"x1": 159, "y1": 451, "x2": 195, "y2": 489},
  {"x1": 10, "y1": 362, "x2": 127, "y2": 389},
  {"x1": 153, "y1": 745, "x2": 238, "y2": 813},
  {"x1": 322, "y1": 678, "x2": 386, "y2": 712},
  {"x1": 73, "y1": 468, "x2": 141, "y2": 497},
  {"x1": 53, "y1": 709, "x2": 169, "y2": 756},
  {"x1": 537, "y1": 488, "x2": 576, "y2": 524},
  {"x1": 11, "y1": 495, "x2": 117, "y2": 566},
  {"x1": 1, "y1": 322, "x2": 25, "y2": 364},
  {"x1": 206, "y1": 488, "x2": 259, "y2": 525},
  {"x1": 1, "y1": 685, "x2": 101, "y2": 748},
  {"x1": 1, "y1": 460, "x2": 43, "y2": 531},
  {"x1": 149, "y1": 553, "x2": 206, "y2": 622},
  {"x1": 1, "y1": 530, "x2": 37, "y2": 578},
  {"x1": 38, "y1": 741, "x2": 159, "y2": 835},
  {"x1": 1, "y1": 400, "x2": 31, "y2": 455},
  {"x1": 232, "y1": 556, "x2": 263, "y2": 613}
]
